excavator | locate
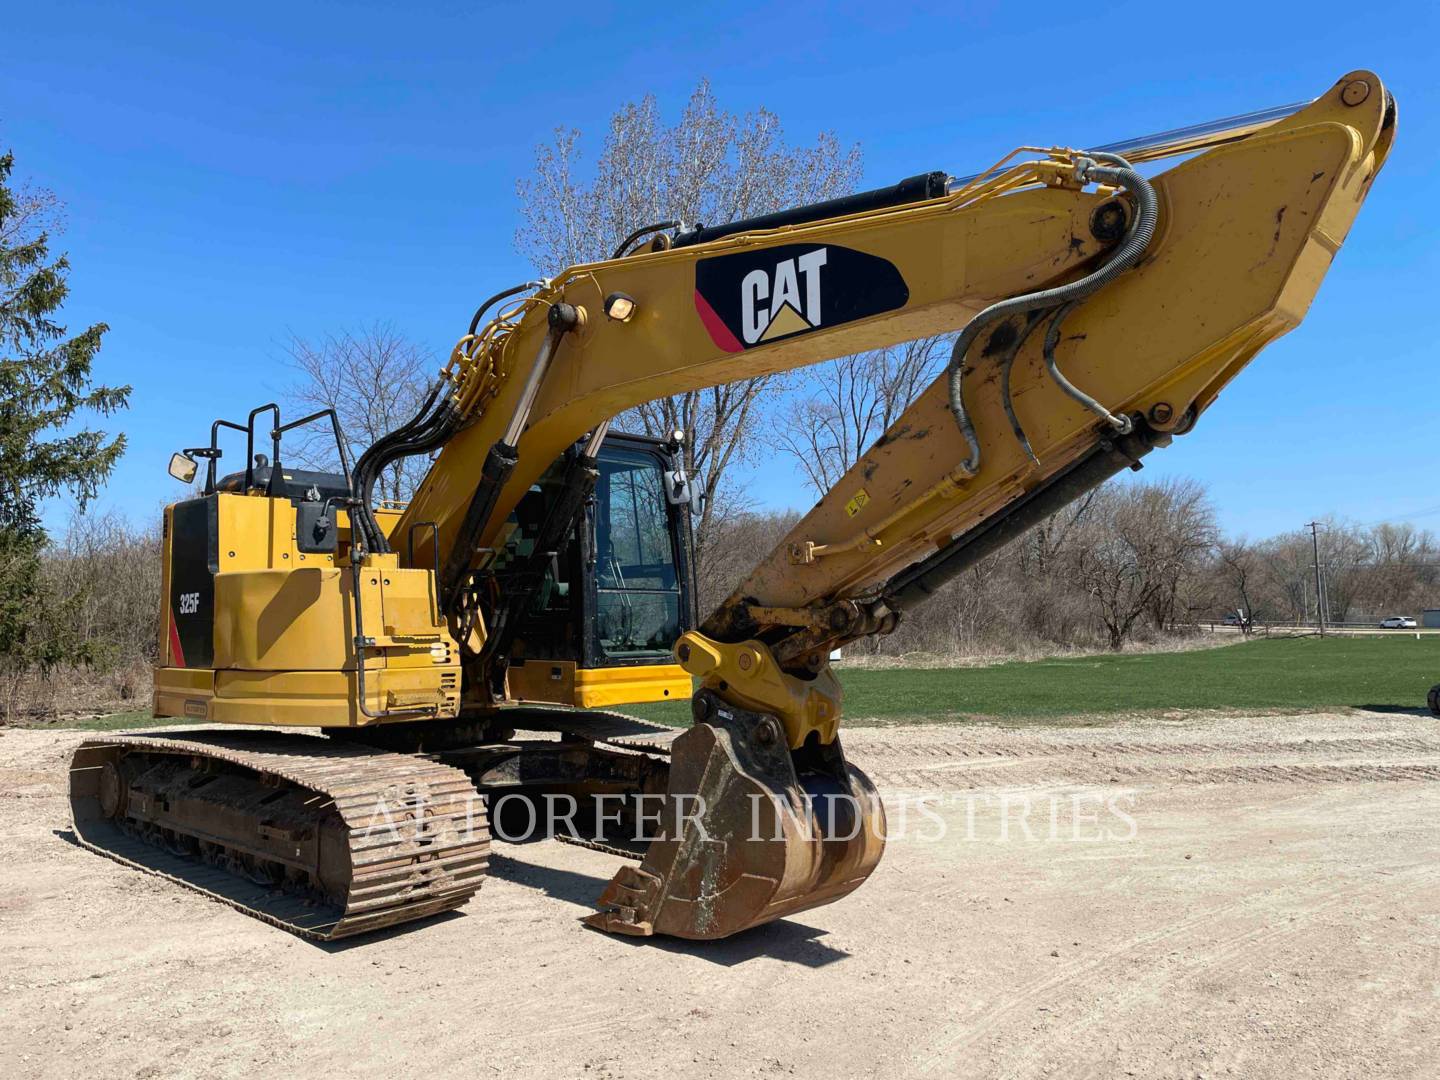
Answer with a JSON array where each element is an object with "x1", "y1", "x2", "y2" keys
[{"x1": 70, "y1": 71, "x2": 1393, "y2": 941}]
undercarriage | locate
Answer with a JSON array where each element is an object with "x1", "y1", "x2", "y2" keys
[{"x1": 70, "y1": 701, "x2": 885, "y2": 940}]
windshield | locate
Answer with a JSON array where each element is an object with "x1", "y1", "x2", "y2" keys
[{"x1": 594, "y1": 447, "x2": 681, "y2": 660}]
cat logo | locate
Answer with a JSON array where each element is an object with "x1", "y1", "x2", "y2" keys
[
  {"x1": 741, "y1": 248, "x2": 828, "y2": 345},
  {"x1": 694, "y1": 243, "x2": 908, "y2": 353}
]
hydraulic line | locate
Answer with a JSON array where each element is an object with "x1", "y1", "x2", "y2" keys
[
  {"x1": 468, "y1": 281, "x2": 545, "y2": 338},
  {"x1": 883, "y1": 421, "x2": 1170, "y2": 611},
  {"x1": 353, "y1": 399, "x2": 462, "y2": 555},
  {"x1": 612, "y1": 222, "x2": 681, "y2": 260},
  {"x1": 478, "y1": 420, "x2": 610, "y2": 693},
  {"x1": 946, "y1": 152, "x2": 1158, "y2": 474},
  {"x1": 997, "y1": 310, "x2": 1048, "y2": 465},
  {"x1": 349, "y1": 281, "x2": 545, "y2": 555},
  {"x1": 438, "y1": 303, "x2": 580, "y2": 617},
  {"x1": 1042, "y1": 300, "x2": 1131, "y2": 432},
  {"x1": 349, "y1": 379, "x2": 455, "y2": 555}
]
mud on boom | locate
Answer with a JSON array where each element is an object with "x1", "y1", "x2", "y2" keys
[{"x1": 71, "y1": 72, "x2": 1393, "y2": 940}]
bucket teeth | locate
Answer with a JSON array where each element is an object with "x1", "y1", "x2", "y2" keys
[{"x1": 585, "y1": 865, "x2": 663, "y2": 936}]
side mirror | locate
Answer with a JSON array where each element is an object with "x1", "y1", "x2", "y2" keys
[
  {"x1": 168, "y1": 452, "x2": 198, "y2": 485},
  {"x1": 665, "y1": 468, "x2": 692, "y2": 506}
]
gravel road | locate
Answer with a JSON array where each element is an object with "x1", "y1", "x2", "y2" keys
[{"x1": 2, "y1": 711, "x2": 1436, "y2": 1079}]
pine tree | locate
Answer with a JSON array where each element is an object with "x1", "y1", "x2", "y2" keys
[{"x1": 0, "y1": 147, "x2": 129, "y2": 691}]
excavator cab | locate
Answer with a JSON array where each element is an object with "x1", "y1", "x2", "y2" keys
[{"x1": 488, "y1": 431, "x2": 696, "y2": 710}]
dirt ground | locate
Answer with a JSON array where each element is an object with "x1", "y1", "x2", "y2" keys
[{"x1": 2, "y1": 711, "x2": 1437, "y2": 1079}]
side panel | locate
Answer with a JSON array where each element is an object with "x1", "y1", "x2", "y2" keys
[
  {"x1": 505, "y1": 659, "x2": 577, "y2": 706},
  {"x1": 213, "y1": 567, "x2": 354, "y2": 670},
  {"x1": 153, "y1": 666, "x2": 216, "y2": 721},
  {"x1": 168, "y1": 498, "x2": 218, "y2": 669},
  {"x1": 154, "y1": 491, "x2": 459, "y2": 726}
]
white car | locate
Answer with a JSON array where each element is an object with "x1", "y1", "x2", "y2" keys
[{"x1": 1380, "y1": 616, "x2": 1417, "y2": 629}]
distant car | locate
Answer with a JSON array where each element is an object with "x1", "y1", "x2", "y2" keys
[
  {"x1": 1221, "y1": 612, "x2": 1246, "y2": 626},
  {"x1": 1380, "y1": 616, "x2": 1417, "y2": 629}
]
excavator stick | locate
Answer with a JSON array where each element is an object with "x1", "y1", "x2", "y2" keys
[{"x1": 586, "y1": 691, "x2": 885, "y2": 938}]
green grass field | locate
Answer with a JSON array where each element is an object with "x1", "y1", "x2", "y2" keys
[
  {"x1": 619, "y1": 635, "x2": 1440, "y2": 728},
  {"x1": 26, "y1": 635, "x2": 1440, "y2": 731},
  {"x1": 58, "y1": 710, "x2": 192, "y2": 731}
]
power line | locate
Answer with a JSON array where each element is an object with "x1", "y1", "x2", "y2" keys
[{"x1": 1348, "y1": 503, "x2": 1440, "y2": 529}]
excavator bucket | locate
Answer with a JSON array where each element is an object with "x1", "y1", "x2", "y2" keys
[{"x1": 585, "y1": 694, "x2": 885, "y2": 939}]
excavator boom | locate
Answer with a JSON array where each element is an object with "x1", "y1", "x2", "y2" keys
[{"x1": 401, "y1": 73, "x2": 1391, "y2": 649}]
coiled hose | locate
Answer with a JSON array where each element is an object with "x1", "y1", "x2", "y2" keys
[{"x1": 946, "y1": 152, "x2": 1158, "y2": 474}]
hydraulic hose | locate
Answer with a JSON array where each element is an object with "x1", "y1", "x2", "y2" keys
[
  {"x1": 468, "y1": 281, "x2": 545, "y2": 338},
  {"x1": 351, "y1": 280, "x2": 547, "y2": 556},
  {"x1": 353, "y1": 401, "x2": 461, "y2": 555},
  {"x1": 946, "y1": 152, "x2": 1158, "y2": 473},
  {"x1": 349, "y1": 378, "x2": 453, "y2": 554},
  {"x1": 1042, "y1": 300, "x2": 1130, "y2": 432},
  {"x1": 998, "y1": 310, "x2": 1047, "y2": 465},
  {"x1": 612, "y1": 221, "x2": 681, "y2": 260}
]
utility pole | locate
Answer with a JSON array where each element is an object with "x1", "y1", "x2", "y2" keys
[{"x1": 1307, "y1": 521, "x2": 1325, "y2": 636}]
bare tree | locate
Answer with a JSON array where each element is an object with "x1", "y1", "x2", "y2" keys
[
  {"x1": 43, "y1": 508, "x2": 162, "y2": 668},
  {"x1": 1362, "y1": 522, "x2": 1440, "y2": 617},
  {"x1": 1216, "y1": 539, "x2": 1257, "y2": 632},
  {"x1": 771, "y1": 336, "x2": 946, "y2": 495},
  {"x1": 283, "y1": 323, "x2": 432, "y2": 503},
  {"x1": 1072, "y1": 479, "x2": 1218, "y2": 649},
  {"x1": 1315, "y1": 519, "x2": 1368, "y2": 623},
  {"x1": 1255, "y1": 532, "x2": 1314, "y2": 623},
  {"x1": 696, "y1": 508, "x2": 801, "y2": 614},
  {"x1": 0, "y1": 171, "x2": 61, "y2": 251},
  {"x1": 515, "y1": 80, "x2": 862, "y2": 576},
  {"x1": 1, "y1": 508, "x2": 163, "y2": 721}
]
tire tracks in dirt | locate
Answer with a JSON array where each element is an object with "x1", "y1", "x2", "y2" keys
[{"x1": 913, "y1": 863, "x2": 1435, "y2": 1077}]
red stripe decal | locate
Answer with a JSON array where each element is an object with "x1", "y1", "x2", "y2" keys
[
  {"x1": 694, "y1": 289, "x2": 744, "y2": 353},
  {"x1": 168, "y1": 608, "x2": 186, "y2": 668}
]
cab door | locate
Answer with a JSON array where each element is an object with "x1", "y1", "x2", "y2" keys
[{"x1": 585, "y1": 440, "x2": 692, "y2": 665}]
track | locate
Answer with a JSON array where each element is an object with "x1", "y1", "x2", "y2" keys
[{"x1": 69, "y1": 731, "x2": 489, "y2": 940}]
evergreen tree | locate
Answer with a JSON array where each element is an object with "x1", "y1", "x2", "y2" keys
[{"x1": 0, "y1": 148, "x2": 128, "y2": 684}]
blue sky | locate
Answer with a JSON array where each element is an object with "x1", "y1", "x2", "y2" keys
[{"x1": 6, "y1": 0, "x2": 1437, "y2": 540}]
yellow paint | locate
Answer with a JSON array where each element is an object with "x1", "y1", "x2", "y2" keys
[
  {"x1": 153, "y1": 490, "x2": 459, "y2": 727},
  {"x1": 505, "y1": 659, "x2": 577, "y2": 705},
  {"x1": 505, "y1": 661, "x2": 691, "y2": 708},
  {"x1": 397, "y1": 72, "x2": 1393, "y2": 627},
  {"x1": 675, "y1": 631, "x2": 840, "y2": 748},
  {"x1": 574, "y1": 664, "x2": 692, "y2": 709}
]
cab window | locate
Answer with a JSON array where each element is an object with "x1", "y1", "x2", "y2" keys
[{"x1": 594, "y1": 447, "x2": 681, "y2": 659}]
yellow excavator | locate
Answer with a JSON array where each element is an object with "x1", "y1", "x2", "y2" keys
[{"x1": 70, "y1": 71, "x2": 1393, "y2": 941}]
